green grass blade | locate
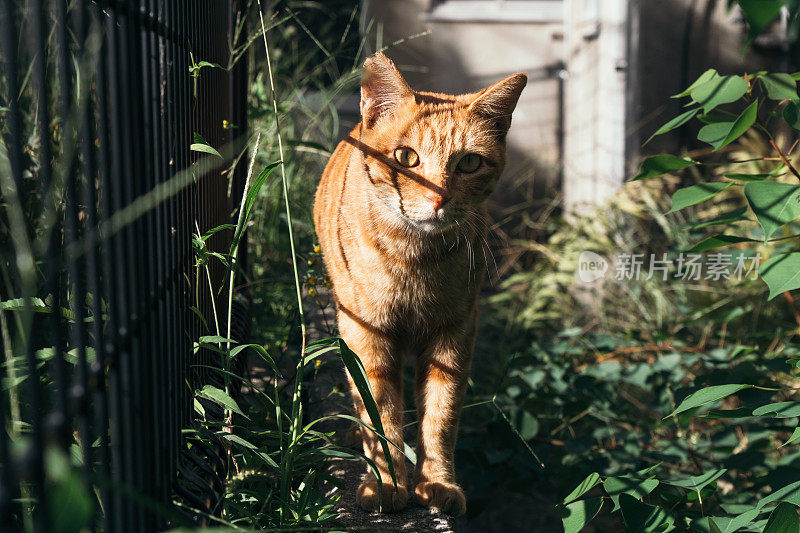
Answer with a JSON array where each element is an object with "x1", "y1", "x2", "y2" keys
[{"x1": 337, "y1": 339, "x2": 398, "y2": 486}]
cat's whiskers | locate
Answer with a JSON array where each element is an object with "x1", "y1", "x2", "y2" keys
[{"x1": 463, "y1": 210, "x2": 497, "y2": 281}]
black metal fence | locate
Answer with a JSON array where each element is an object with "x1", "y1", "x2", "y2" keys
[{"x1": 0, "y1": 1, "x2": 248, "y2": 530}]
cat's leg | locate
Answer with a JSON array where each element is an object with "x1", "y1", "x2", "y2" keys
[
  {"x1": 338, "y1": 310, "x2": 408, "y2": 512},
  {"x1": 413, "y1": 317, "x2": 476, "y2": 517}
]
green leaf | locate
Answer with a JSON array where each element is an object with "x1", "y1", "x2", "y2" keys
[
  {"x1": 196, "y1": 385, "x2": 248, "y2": 418},
  {"x1": 665, "y1": 384, "x2": 753, "y2": 418},
  {"x1": 201, "y1": 224, "x2": 236, "y2": 240},
  {"x1": 619, "y1": 493, "x2": 676, "y2": 532},
  {"x1": 738, "y1": 0, "x2": 784, "y2": 41},
  {"x1": 744, "y1": 182, "x2": 800, "y2": 240},
  {"x1": 0, "y1": 297, "x2": 76, "y2": 320},
  {"x1": 705, "y1": 509, "x2": 760, "y2": 533},
  {"x1": 665, "y1": 469, "x2": 726, "y2": 492},
  {"x1": 761, "y1": 253, "x2": 800, "y2": 300},
  {"x1": 219, "y1": 433, "x2": 279, "y2": 468},
  {"x1": 725, "y1": 173, "x2": 770, "y2": 182},
  {"x1": 632, "y1": 155, "x2": 697, "y2": 181},
  {"x1": 703, "y1": 408, "x2": 755, "y2": 419},
  {"x1": 190, "y1": 143, "x2": 222, "y2": 159},
  {"x1": 563, "y1": 473, "x2": 602, "y2": 504},
  {"x1": 561, "y1": 497, "x2": 603, "y2": 533},
  {"x1": 229, "y1": 344, "x2": 280, "y2": 375},
  {"x1": 46, "y1": 467, "x2": 94, "y2": 532},
  {"x1": 338, "y1": 339, "x2": 398, "y2": 487},
  {"x1": 604, "y1": 476, "x2": 660, "y2": 511},
  {"x1": 198, "y1": 335, "x2": 238, "y2": 345},
  {"x1": 196, "y1": 60, "x2": 222, "y2": 69},
  {"x1": 673, "y1": 69, "x2": 719, "y2": 98},
  {"x1": 691, "y1": 207, "x2": 749, "y2": 229},
  {"x1": 782, "y1": 426, "x2": 800, "y2": 447},
  {"x1": 691, "y1": 75, "x2": 749, "y2": 113},
  {"x1": 752, "y1": 401, "x2": 800, "y2": 418},
  {"x1": 686, "y1": 234, "x2": 756, "y2": 253},
  {"x1": 231, "y1": 162, "x2": 280, "y2": 254},
  {"x1": 667, "y1": 182, "x2": 732, "y2": 213},
  {"x1": 784, "y1": 101, "x2": 800, "y2": 130},
  {"x1": 644, "y1": 108, "x2": 701, "y2": 145},
  {"x1": 191, "y1": 132, "x2": 223, "y2": 159},
  {"x1": 759, "y1": 481, "x2": 800, "y2": 510},
  {"x1": 686, "y1": 482, "x2": 718, "y2": 502},
  {"x1": 699, "y1": 113, "x2": 737, "y2": 124},
  {"x1": 761, "y1": 73, "x2": 799, "y2": 102},
  {"x1": 771, "y1": 164, "x2": 788, "y2": 176},
  {"x1": 1, "y1": 296, "x2": 49, "y2": 312},
  {"x1": 715, "y1": 100, "x2": 758, "y2": 150},
  {"x1": 763, "y1": 502, "x2": 799, "y2": 533},
  {"x1": 698, "y1": 122, "x2": 734, "y2": 149}
]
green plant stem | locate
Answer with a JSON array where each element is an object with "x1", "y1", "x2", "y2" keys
[
  {"x1": 0, "y1": 303, "x2": 20, "y2": 427},
  {"x1": 256, "y1": 4, "x2": 305, "y2": 339},
  {"x1": 224, "y1": 133, "x2": 261, "y2": 434},
  {"x1": 492, "y1": 394, "x2": 545, "y2": 469},
  {"x1": 201, "y1": 264, "x2": 221, "y2": 338},
  {"x1": 257, "y1": 1, "x2": 307, "y2": 524}
]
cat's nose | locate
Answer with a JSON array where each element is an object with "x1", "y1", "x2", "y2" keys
[{"x1": 427, "y1": 193, "x2": 450, "y2": 212}]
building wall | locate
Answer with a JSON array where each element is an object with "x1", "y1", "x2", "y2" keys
[
  {"x1": 562, "y1": 0, "x2": 628, "y2": 214},
  {"x1": 358, "y1": 0, "x2": 791, "y2": 213}
]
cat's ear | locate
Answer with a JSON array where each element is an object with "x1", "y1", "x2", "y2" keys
[
  {"x1": 469, "y1": 73, "x2": 527, "y2": 136},
  {"x1": 360, "y1": 52, "x2": 413, "y2": 128}
]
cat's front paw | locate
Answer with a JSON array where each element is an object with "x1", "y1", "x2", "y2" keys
[
  {"x1": 414, "y1": 480, "x2": 466, "y2": 516},
  {"x1": 357, "y1": 479, "x2": 409, "y2": 513}
]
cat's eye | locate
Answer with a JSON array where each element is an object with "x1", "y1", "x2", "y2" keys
[
  {"x1": 394, "y1": 147, "x2": 419, "y2": 167},
  {"x1": 457, "y1": 153, "x2": 482, "y2": 173}
]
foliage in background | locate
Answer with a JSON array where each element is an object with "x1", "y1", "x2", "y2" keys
[{"x1": 552, "y1": 2, "x2": 800, "y2": 529}]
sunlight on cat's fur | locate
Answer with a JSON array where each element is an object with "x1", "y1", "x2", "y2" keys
[{"x1": 313, "y1": 52, "x2": 526, "y2": 516}]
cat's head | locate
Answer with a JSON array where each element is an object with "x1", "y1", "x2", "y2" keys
[{"x1": 355, "y1": 52, "x2": 526, "y2": 234}]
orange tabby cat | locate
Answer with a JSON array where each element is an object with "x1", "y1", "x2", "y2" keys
[{"x1": 313, "y1": 52, "x2": 526, "y2": 516}]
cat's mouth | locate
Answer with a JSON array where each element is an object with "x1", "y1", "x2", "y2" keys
[{"x1": 400, "y1": 214, "x2": 456, "y2": 234}]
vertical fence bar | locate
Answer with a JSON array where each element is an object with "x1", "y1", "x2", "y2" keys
[
  {"x1": 180, "y1": 0, "x2": 193, "y2": 431},
  {"x1": 58, "y1": 0, "x2": 94, "y2": 500},
  {"x1": 2, "y1": 1, "x2": 249, "y2": 529},
  {"x1": 85, "y1": 4, "x2": 112, "y2": 529},
  {"x1": 26, "y1": 1, "x2": 56, "y2": 528},
  {"x1": 155, "y1": 0, "x2": 168, "y2": 510},
  {"x1": 163, "y1": 0, "x2": 177, "y2": 498},
  {"x1": 0, "y1": 2, "x2": 23, "y2": 526},
  {"x1": 97, "y1": 4, "x2": 126, "y2": 529},
  {"x1": 124, "y1": 1, "x2": 146, "y2": 527},
  {"x1": 106, "y1": 1, "x2": 138, "y2": 526},
  {"x1": 135, "y1": 1, "x2": 157, "y2": 527}
]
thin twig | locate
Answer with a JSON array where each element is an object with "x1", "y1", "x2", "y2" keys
[{"x1": 769, "y1": 139, "x2": 800, "y2": 181}]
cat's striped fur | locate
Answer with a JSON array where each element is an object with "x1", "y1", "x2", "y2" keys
[{"x1": 314, "y1": 52, "x2": 526, "y2": 516}]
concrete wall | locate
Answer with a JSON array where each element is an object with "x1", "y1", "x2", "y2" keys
[{"x1": 562, "y1": 0, "x2": 628, "y2": 215}]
